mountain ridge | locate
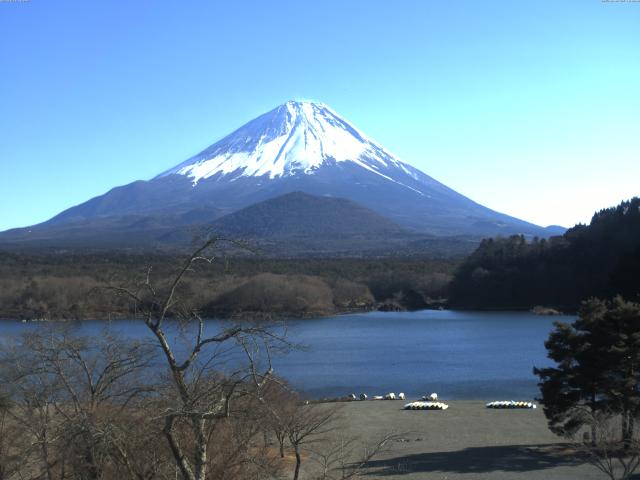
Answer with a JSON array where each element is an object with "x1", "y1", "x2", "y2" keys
[{"x1": 0, "y1": 100, "x2": 565, "y2": 252}]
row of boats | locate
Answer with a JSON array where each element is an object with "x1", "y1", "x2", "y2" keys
[
  {"x1": 402, "y1": 400, "x2": 538, "y2": 411},
  {"x1": 347, "y1": 392, "x2": 537, "y2": 411},
  {"x1": 404, "y1": 401, "x2": 450, "y2": 410},
  {"x1": 485, "y1": 400, "x2": 537, "y2": 409}
]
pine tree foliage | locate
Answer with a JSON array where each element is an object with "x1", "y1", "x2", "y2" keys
[
  {"x1": 450, "y1": 197, "x2": 640, "y2": 309},
  {"x1": 535, "y1": 297, "x2": 640, "y2": 443}
]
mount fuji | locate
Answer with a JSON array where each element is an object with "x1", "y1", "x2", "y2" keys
[{"x1": 1, "y1": 101, "x2": 563, "y2": 252}]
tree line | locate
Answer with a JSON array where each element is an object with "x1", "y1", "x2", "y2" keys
[
  {"x1": 448, "y1": 197, "x2": 640, "y2": 310},
  {"x1": 0, "y1": 253, "x2": 454, "y2": 320}
]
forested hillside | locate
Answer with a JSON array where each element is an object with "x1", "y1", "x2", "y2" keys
[
  {"x1": 0, "y1": 253, "x2": 455, "y2": 320},
  {"x1": 448, "y1": 198, "x2": 640, "y2": 310}
]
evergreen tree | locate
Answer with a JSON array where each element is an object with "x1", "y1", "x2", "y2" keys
[{"x1": 535, "y1": 297, "x2": 640, "y2": 444}]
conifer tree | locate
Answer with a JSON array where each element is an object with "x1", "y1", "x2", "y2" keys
[{"x1": 535, "y1": 297, "x2": 640, "y2": 445}]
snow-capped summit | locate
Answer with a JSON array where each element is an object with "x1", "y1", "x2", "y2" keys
[{"x1": 158, "y1": 100, "x2": 422, "y2": 193}]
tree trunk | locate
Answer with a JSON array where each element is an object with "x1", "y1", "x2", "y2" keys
[
  {"x1": 164, "y1": 418, "x2": 196, "y2": 480},
  {"x1": 194, "y1": 417, "x2": 208, "y2": 480},
  {"x1": 293, "y1": 445, "x2": 301, "y2": 480},
  {"x1": 590, "y1": 395, "x2": 597, "y2": 447},
  {"x1": 623, "y1": 409, "x2": 635, "y2": 449},
  {"x1": 84, "y1": 449, "x2": 101, "y2": 480},
  {"x1": 40, "y1": 428, "x2": 54, "y2": 480}
]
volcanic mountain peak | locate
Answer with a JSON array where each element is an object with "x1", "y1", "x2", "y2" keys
[
  {"x1": 0, "y1": 100, "x2": 564, "y2": 249},
  {"x1": 157, "y1": 100, "x2": 422, "y2": 190}
]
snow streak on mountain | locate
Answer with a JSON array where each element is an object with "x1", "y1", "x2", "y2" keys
[{"x1": 158, "y1": 101, "x2": 425, "y2": 194}]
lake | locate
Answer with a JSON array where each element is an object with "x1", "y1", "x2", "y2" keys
[{"x1": 0, "y1": 310, "x2": 567, "y2": 400}]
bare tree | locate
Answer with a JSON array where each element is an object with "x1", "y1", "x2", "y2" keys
[
  {"x1": 574, "y1": 411, "x2": 640, "y2": 480},
  {"x1": 105, "y1": 238, "x2": 285, "y2": 480},
  {"x1": 309, "y1": 432, "x2": 400, "y2": 480},
  {"x1": 261, "y1": 379, "x2": 296, "y2": 459},
  {"x1": 0, "y1": 392, "x2": 23, "y2": 480},
  {"x1": 108, "y1": 402, "x2": 173, "y2": 480},
  {"x1": 204, "y1": 399, "x2": 285, "y2": 480},
  {"x1": 32, "y1": 330, "x2": 155, "y2": 479},
  {"x1": 265, "y1": 395, "x2": 400, "y2": 480},
  {"x1": 285, "y1": 403, "x2": 339, "y2": 480},
  {"x1": 1, "y1": 334, "x2": 64, "y2": 480},
  {"x1": 0, "y1": 328, "x2": 158, "y2": 480}
]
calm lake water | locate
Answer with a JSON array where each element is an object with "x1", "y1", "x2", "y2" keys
[{"x1": 0, "y1": 310, "x2": 567, "y2": 400}]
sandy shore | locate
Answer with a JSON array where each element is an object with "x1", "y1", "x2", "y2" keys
[{"x1": 308, "y1": 400, "x2": 606, "y2": 480}]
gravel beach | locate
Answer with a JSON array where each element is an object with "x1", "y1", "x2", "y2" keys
[{"x1": 311, "y1": 400, "x2": 610, "y2": 480}]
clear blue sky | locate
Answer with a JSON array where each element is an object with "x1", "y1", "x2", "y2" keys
[{"x1": 1, "y1": 0, "x2": 638, "y2": 231}]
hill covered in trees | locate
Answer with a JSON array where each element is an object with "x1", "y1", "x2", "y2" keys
[
  {"x1": 448, "y1": 198, "x2": 640, "y2": 310},
  {"x1": 0, "y1": 252, "x2": 454, "y2": 320}
]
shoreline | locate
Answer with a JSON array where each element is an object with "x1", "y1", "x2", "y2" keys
[
  {"x1": 309, "y1": 396, "x2": 540, "y2": 404},
  {"x1": 0, "y1": 304, "x2": 571, "y2": 323}
]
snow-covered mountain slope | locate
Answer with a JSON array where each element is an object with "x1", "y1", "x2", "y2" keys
[
  {"x1": 158, "y1": 101, "x2": 423, "y2": 193},
  {"x1": 0, "y1": 100, "x2": 565, "y2": 249}
]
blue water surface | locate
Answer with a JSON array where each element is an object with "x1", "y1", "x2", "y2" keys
[{"x1": 0, "y1": 310, "x2": 568, "y2": 400}]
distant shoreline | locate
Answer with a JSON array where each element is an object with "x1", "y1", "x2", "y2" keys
[{"x1": 0, "y1": 303, "x2": 570, "y2": 323}]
